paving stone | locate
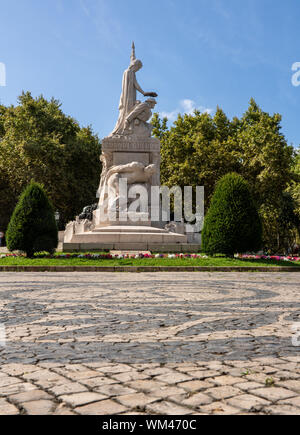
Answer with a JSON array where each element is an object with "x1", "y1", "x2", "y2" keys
[
  {"x1": 180, "y1": 392, "x2": 212, "y2": 407},
  {"x1": 245, "y1": 373, "x2": 279, "y2": 384},
  {"x1": 263, "y1": 405, "x2": 300, "y2": 415},
  {"x1": 206, "y1": 386, "x2": 242, "y2": 400},
  {"x1": 0, "y1": 382, "x2": 37, "y2": 395},
  {"x1": 54, "y1": 367, "x2": 99, "y2": 380},
  {"x1": 234, "y1": 382, "x2": 264, "y2": 392},
  {"x1": 117, "y1": 392, "x2": 158, "y2": 408},
  {"x1": 75, "y1": 399, "x2": 127, "y2": 415},
  {"x1": 275, "y1": 371, "x2": 300, "y2": 380},
  {"x1": 94, "y1": 364, "x2": 132, "y2": 374},
  {"x1": 48, "y1": 382, "x2": 88, "y2": 396},
  {"x1": 276, "y1": 380, "x2": 300, "y2": 393},
  {"x1": 172, "y1": 365, "x2": 198, "y2": 372},
  {"x1": 22, "y1": 370, "x2": 67, "y2": 386},
  {"x1": 1, "y1": 364, "x2": 39, "y2": 376},
  {"x1": 225, "y1": 368, "x2": 250, "y2": 377},
  {"x1": 0, "y1": 377, "x2": 23, "y2": 388},
  {"x1": 227, "y1": 394, "x2": 271, "y2": 411},
  {"x1": 211, "y1": 375, "x2": 240, "y2": 386},
  {"x1": 130, "y1": 364, "x2": 159, "y2": 370},
  {"x1": 143, "y1": 367, "x2": 171, "y2": 376},
  {"x1": 200, "y1": 401, "x2": 240, "y2": 415},
  {"x1": 0, "y1": 398, "x2": 19, "y2": 415},
  {"x1": 154, "y1": 371, "x2": 193, "y2": 385},
  {"x1": 178, "y1": 380, "x2": 212, "y2": 392},
  {"x1": 80, "y1": 377, "x2": 118, "y2": 388},
  {"x1": 60, "y1": 392, "x2": 107, "y2": 407},
  {"x1": 184, "y1": 370, "x2": 220, "y2": 379},
  {"x1": 281, "y1": 356, "x2": 300, "y2": 363},
  {"x1": 94, "y1": 384, "x2": 135, "y2": 397},
  {"x1": 260, "y1": 366, "x2": 278, "y2": 375},
  {"x1": 53, "y1": 405, "x2": 77, "y2": 415},
  {"x1": 272, "y1": 363, "x2": 298, "y2": 371},
  {"x1": 150, "y1": 385, "x2": 187, "y2": 399},
  {"x1": 225, "y1": 361, "x2": 258, "y2": 368},
  {"x1": 37, "y1": 363, "x2": 65, "y2": 369},
  {"x1": 112, "y1": 371, "x2": 150, "y2": 383},
  {"x1": 251, "y1": 387, "x2": 297, "y2": 402},
  {"x1": 278, "y1": 396, "x2": 300, "y2": 408},
  {"x1": 10, "y1": 390, "x2": 51, "y2": 404},
  {"x1": 146, "y1": 401, "x2": 192, "y2": 415},
  {"x1": 83, "y1": 362, "x2": 115, "y2": 369},
  {"x1": 127, "y1": 380, "x2": 166, "y2": 394},
  {"x1": 22, "y1": 400, "x2": 56, "y2": 415},
  {"x1": 205, "y1": 362, "x2": 225, "y2": 371}
]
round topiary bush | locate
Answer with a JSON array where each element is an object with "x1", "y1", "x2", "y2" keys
[
  {"x1": 202, "y1": 173, "x2": 262, "y2": 256},
  {"x1": 6, "y1": 181, "x2": 58, "y2": 257}
]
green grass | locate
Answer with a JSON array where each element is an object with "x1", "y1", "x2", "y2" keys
[{"x1": 0, "y1": 255, "x2": 299, "y2": 267}]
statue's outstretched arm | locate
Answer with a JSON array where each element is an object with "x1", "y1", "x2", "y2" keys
[{"x1": 134, "y1": 78, "x2": 158, "y2": 98}]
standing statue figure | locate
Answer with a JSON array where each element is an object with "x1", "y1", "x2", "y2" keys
[{"x1": 110, "y1": 42, "x2": 158, "y2": 137}]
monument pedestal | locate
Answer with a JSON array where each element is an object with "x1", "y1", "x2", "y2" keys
[
  {"x1": 63, "y1": 135, "x2": 190, "y2": 251},
  {"x1": 64, "y1": 226, "x2": 187, "y2": 250}
]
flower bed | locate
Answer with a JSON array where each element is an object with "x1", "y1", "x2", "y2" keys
[
  {"x1": 1, "y1": 252, "x2": 300, "y2": 262},
  {"x1": 236, "y1": 254, "x2": 300, "y2": 263}
]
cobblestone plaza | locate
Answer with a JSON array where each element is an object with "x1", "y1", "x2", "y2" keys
[{"x1": 0, "y1": 272, "x2": 299, "y2": 415}]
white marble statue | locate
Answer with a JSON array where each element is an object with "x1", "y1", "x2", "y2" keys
[
  {"x1": 107, "y1": 162, "x2": 156, "y2": 209},
  {"x1": 110, "y1": 42, "x2": 158, "y2": 137},
  {"x1": 124, "y1": 98, "x2": 157, "y2": 137},
  {"x1": 98, "y1": 161, "x2": 156, "y2": 215},
  {"x1": 97, "y1": 151, "x2": 113, "y2": 198},
  {"x1": 63, "y1": 43, "x2": 189, "y2": 247}
]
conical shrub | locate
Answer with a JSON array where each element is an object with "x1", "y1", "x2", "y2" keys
[
  {"x1": 202, "y1": 173, "x2": 262, "y2": 256},
  {"x1": 6, "y1": 182, "x2": 58, "y2": 257}
]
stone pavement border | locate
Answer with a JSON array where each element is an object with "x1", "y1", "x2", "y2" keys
[{"x1": 0, "y1": 266, "x2": 300, "y2": 272}]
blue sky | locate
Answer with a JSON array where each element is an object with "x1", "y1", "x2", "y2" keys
[{"x1": 0, "y1": 0, "x2": 299, "y2": 147}]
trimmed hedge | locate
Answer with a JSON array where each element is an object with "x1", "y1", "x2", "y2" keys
[
  {"x1": 6, "y1": 182, "x2": 58, "y2": 257},
  {"x1": 202, "y1": 173, "x2": 262, "y2": 256}
]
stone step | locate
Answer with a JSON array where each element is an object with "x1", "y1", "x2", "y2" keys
[
  {"x1": 71, "y1": 231, "x2": 187, "y2": 244},
  {"x1": 92, "y1": 226, "x2": 169, "y2": 234}
]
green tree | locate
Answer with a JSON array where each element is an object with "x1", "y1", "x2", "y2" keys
[
  {"x1": 0, "y1": 92, "x2": 101, "y2": 231},
  {"x1": 6, "y1": 182, "x2": 58, "y2": 257},
  {"x1": 152, "y1": 99, "x2": 294, "y2": 251},
  {"x1": 235, "y1": 99, "x2": 294, "y2": 250},
  {"x1": 288, "y1": 150, "x2": 300, "y2": 218},
  {"x1": 276, "y1": 192, "x2": 300, "y2": 253},
  {"x1": 152, "y1": 108, "x2": 240, "y2": 211},
  {"x1": 202, "y1": 173, "x2": 262, "y2": 256}
]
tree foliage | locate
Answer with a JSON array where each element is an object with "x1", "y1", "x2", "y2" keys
[
  {"x1": 202, "y1": 173, "x2": 262, "y2": 256},
  {"x1": 0, "y1": 92, "x2": 101, "y2": 231},
  {"x1": 152, "y1": 99, "x2": 297, "y2": 251},
  {"x1": 276, "y1": 192, "x2": 300, "y2": 253},
  {"x1": 6, "y1": 182, "x2": 58, "y2": 257}
]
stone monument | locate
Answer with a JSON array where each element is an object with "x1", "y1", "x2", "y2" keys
[{"x1": 63, "y1": 43, "x2": 192, "y2": 251}]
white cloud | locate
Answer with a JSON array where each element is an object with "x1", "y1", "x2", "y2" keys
[
  {"x1": 181, "y1": 99, "x2": 195, "y2": 114},
  {"x1": 160, "y1": 99, "x2": 213, "y2": 122},
  {"x1": 160, "y1": 110, "x2": 178, "y2": 122}
]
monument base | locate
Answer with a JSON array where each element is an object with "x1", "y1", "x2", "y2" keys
[{"x1": 62, "y1": 224, "x2": 195, "y2": 252}]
